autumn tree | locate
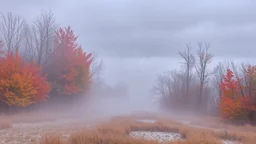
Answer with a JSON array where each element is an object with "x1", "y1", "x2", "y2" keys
[
  {"x1": 0, "y1": 45, "x2": 50, "y2": 108},
  {"x1": 212, "y1": 61, "x2": 240, "y2": 111},
  {"x1": 212, "y1": 61, "x2": 231, "y2": 98},
  {"x1": 46, "y1": 26, "x2": 93, "y2": 98},
  {"x1": 219, "y1": 69, "x2": 242, "y2": 120},
  {"x1": 219, "y1": 69, "x2": 249, "y2": 120}
]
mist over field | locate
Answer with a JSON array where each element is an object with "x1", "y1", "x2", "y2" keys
[
  {"x1": 1, "y1": 1, "x2": 256, "y2": 143},
  {"x1": 1, "y1": 0, "x2": 256, "y2": 114}
]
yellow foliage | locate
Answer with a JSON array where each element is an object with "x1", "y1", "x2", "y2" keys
[{"x1": 0, "y1": 52, "x2": 50, "y2": 107}]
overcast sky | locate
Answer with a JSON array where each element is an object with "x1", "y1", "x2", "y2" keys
[{"x1": 1, "y1": 0, "x2": 256, "y2": 109}]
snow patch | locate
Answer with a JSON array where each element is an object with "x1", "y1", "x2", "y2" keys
[
  {"x1": 136, "y1": 119, "x2": 156, "y2": 123},
  {"x1": 129, "y1": 131, "x2": 181, "y2": 142},
  {"x1": 222, "y1": 140, "x2": 238, "y2": 144}
]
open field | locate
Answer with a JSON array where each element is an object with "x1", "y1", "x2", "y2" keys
[{"x1": 0, "y1": 111, "x2": 256, "y2": 144}]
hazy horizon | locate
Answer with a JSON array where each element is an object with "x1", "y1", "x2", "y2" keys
[{"x1": 1, "y1": 0, "x2": 256, "y2": 111}]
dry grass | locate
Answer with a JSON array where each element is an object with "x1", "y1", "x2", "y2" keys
[
  {"x1": 39, "y1": 114, "x2": 256, "y2": 144},
  {"x1": 70, "y1": 130, "x2": 158, "y2": 144},
  {"x1": 1, "y1": 112, "x2": 255, "y2": 144},
  {"x1": 187, "y1": 116, "x2": 256, "y2": 144},
  {"x1": 40, "y1": 133, "x2": 66, "y2": 144}
]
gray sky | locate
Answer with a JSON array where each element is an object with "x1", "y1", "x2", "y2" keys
[{"x1": 1, "y1": 0, "x2": 256, "y2": 108}]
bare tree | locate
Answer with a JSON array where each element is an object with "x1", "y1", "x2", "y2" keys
[
  {"x1": 212, "y1": 62, "x2": 225, "y2": 102},
  {"x1": 211, "y1": 61, "x2": 243, "y2": 114},
  {"x1": 212, "y1": 60, "x2": 231, "y2": 96},
  {"x1": 170, "y1": 70, "x2": 189, "y2": 102},
  {"x1": 152, "y1": 70, "x2": 189, "y2": 110},
  {"x1": 179, "y1": 44, "x2": 195, "y2": 98},
  {"x1": 23, "y1": 24, "x2": 36, "y2": 62},
  {"x1": 152, "y1": 72, "x2": 172, "y2": 109},
  {"x1": 230, "y1": 61, "x2": 246, "y2": 97},
  {"x1": 27, "y1": 10, "x2": 57, "y2": 66},
  {"x1": 0, "y1": 12, "x2": 26, "y2": 53},
  {"x1": 241, "y1": 63, "x2": 256, "y2": 122},
  {"x1": 90, "y1": 52, "x2": 104, "y2": 81},
  {"x1": 195, "y1": 42, "x2": 213, "y2": 106},
  {"x1": 241, "y1": 63, "x2": 251, "y2": 96}
]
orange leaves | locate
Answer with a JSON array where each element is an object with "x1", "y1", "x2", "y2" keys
[
  {"x1": 0, "y1": 51, "x2": 50, "y2": 107},
  {"x1": 219, "y1": 69, "x2": 246, "y2": 120},
  {"x1": 219, "y1": 68, "x2": 256, "y2": 120},
  {"x1": 48, "y1": 26, "x2": 93, "y2": 96},
  {"x1": 0, "y1": 26, "x2": 93, "y2": 109},
  {"x1": 219, "y1": 95, "x2": 246, "y2": 120}
]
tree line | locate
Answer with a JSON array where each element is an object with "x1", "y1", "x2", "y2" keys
[
  {"x1": 153, "y1": 42, "x2": 256, "y2": 124},
  {"x1": 0, "y1": 11, "x2": 102, "y2": 113}
]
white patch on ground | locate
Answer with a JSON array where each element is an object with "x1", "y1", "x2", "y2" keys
[
  {"x1": 222, "y1": 140, "x2": 238, "y2": 144},
  {"x1": 129, "y1": 131, "x2": 182, "y2": 142},
  {"x1": 136, "y1": 119, "x2": 156, "y2": 123}
]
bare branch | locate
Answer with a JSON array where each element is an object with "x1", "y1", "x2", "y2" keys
[
  {"x1": 178, "y1": 44, "x2": 195, "y2": 98},
  {"x1": 31, "y1": 10, "x2": 57, "y2": 66},
  {"x1": 195, "y1": 41, "x2": 213, "y2": 106},
  {"x1": 230, "y1": 61, "x2": 245, "y2": 97},
  {"x1": 0, "y1": 12, "x2": 26, "y2": 53},
  {"x1": 90, "y1": 52, "x2": 104, "y2": 81}
]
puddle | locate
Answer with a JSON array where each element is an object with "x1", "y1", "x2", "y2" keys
[
  {"x1": 136, "y1": 119, "x2": 156, "y2": 123},
  {"x1": 129, "y1": 131, "x2": 181, "y2": 142}
]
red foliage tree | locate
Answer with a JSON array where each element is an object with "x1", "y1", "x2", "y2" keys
[
  {"x1": 219, "y1": 69, "x2": 247, "y2": 120},
  {"x1": 47, "y1": 26, "x2": 93, "y2": 96},
  {"x1": 0, "y1": 47, "x2": 50, "y2": 107}
]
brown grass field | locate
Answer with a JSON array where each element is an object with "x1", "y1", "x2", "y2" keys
[{"x1": 0, "y1": 111, "x2": 256, "y2": 144}]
